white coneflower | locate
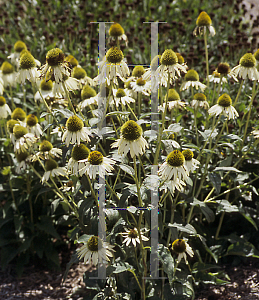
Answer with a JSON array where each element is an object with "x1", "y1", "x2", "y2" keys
[
  {"x1": 52, "y1": 75, "x2": 80, "y2": 96},
  {"x1": 11, "y1": 107, "x2": 26, "y2": 124},
  {"x1": 0, "y1": 61, "x2": 17, "y2": 88},
  {"x1": 230, "y1": 53, "x2": 259, "y2": 81},
  {"x1": 40, "y1": 48, "x2": 71, "y2": 83},
  {"x1": 7, "y1": 40, "x2": 27, "y2": 67},
  {"x1": 13, "y1": 125, "x2": 37, "y2": 153},
  {"x1": 111, "y1": 120, "x2": 148, "y2": 158},
  {"x1": 252, "y1": 129, "x2": 259, "y2": 139},
  {"x1": 77, "y1": 235, "x2": 115, "y2": 266},
  {"x1": 112, "y1": 88, "x2": 135, "y2": 107},
  {"x1": 62, "y1": 115, "x2": 91, "y2": 147},
  {"x1": 80, "y1": 150, "x2": 115, "y2": 179},
  {"x1": 159, "y1": 89, "x2": 185, "y2": 112},
  {"x1": 41, "y1": 158, "x2": 67, "y2": 183},
  {"x1": 182, "y1": 149, "x2": 200, "y2": 173},
  {"x1": 0, "y1": 96, "x2": 11, "y2": 119},
  {"x1": 208, "y1": 93, "x2": 238, "y2": 119},
  {"x1": 208, "y1": 70, "x2": 228, "y2": 84},
  {"x1": 16, "y1": 51, "x2": 40, "y2": 84},
  {"x1": 78, "y1": 85, "x2": 97, "y2": 110},
  {"x1": 0, "y1": 76, "x2": 4, "y2": 95},
  {"x1": 34, "y1": 79, "x2": 55, "y2": 102},
  {"x1": 109, "y1": 23, "x2": 128, "y2": 46},
  {"x1": 191, "y1": 93, "x2": 209, "y2": 110},
  {"x1": 26, "y1": 114, "x2": 42, "y2": 137},
  {"x1": 72, "y1": 66, "x2": 93, "y2": 86},
  {"x1": 172, "y1": 238, "x2": 194, "y2": 263},
  {"x1": 127, "y1": 65, "x2": 146, "y2": 82},
  {"x1": 96, "y1": 47, "x2": 130, "y2": 86},
  {"x1": 158, "y1": 150, "x2": 189, "y2": 193},
  {"x1": 65, "y1": 54, "x2": 79, "y2": 68},
  {"x1": 121, "y1": 228, "x2": 149, "y2": 247},
  {"x1": 142, "y1": 55, "x2": 161, "y2": 93},
  {"x1": 154, "y1": 49, "x2": 187, "y2": 89},
  {"x1": 67, "y1": 144, "x2": 90, "y2": 176},
  {"x1": 168, "y1": 133, "x2": 180, "y2": 149},
  {"x1": 216, "y1": 62, "x2": 238, "y2": 82},
  {"x1": 130, "y1": 78, "x2": 151, "y2": 96},
  {"x1": 193, "y1": 11, "x2": 216, "y2": 37},
  {"x1": 180, "y1": 69, "x2": 207, "y2": 92},
  {"x1": 7, "y1": 119, "x2": 19, "y2": 144},
  {"x1": 32, "y1": 140, "x2": 62, "y2": 161},
  {"x1": 15, "y1": 149, "x2": 31, "y2": 174}
]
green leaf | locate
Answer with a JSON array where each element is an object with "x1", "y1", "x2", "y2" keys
[
  {"x1": 191, "y1": 198, "x2": 215, "y2": 223},
  {"x1": 208, "y1": 172, "x2": 222, "y2": 195},
  {"x1": 214, "y1": 166, "x2": 241, "y2": 173},
  {"x1": 225, "y1": 241, "x2": 259, "y2": 258},
  {"x1": 168, "y1": 223, "x2": 197, "y2": 235},
  {"x1": 106, "y1": 111, "x2": 130, "y2": 116},
  {"x1": 219, "y1": 154, "x2": 233, "y2": 167},
  {"x1": 119, "y1": 164, "x2": 134, "y2": 177},
  {"x1": 216, "y1": 200, "x2": 239, "y2": 213},
  {"x1": 36, "y1": 215, "x2": 60, "y2": 239},
  {"x1": 62, "y1": 250, "x2": 79, "y2": 284},
  {"x1": 157, "y1": 244, "x2": 174, "y2": 282},
  {"x1": 192, "y1": 262, "x2": 221, "y2": 273}
]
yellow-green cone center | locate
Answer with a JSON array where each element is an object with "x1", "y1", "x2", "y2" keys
[
  {"x1": 109, "y1": 23, "x2": 124, "y2": 37},
  {"x1": 132, "y1": 66, "x2": 145, "y2": 78},
  {"x1": 172, "y1": 239, "x2": 186, "y2": 253},
  {"x1": 20, "y1": 52, "x2": 36, "y2": 69},
  {"x1": 66, "y1": 55, "x2": 78, "y2": 67},
  {"x1": 40, "y1": 79, "x2": 53, "y2": 91},
  {"x1": 182, "y1": 149, "x2": 194, "y2": 161},
  {"x1": 168, "y1": 89, "x2": 180, "y2": 101},
  {"x1": 39, "y1": 140, "x2": 53, "y2": 152},
  {"x1": 136, "y1": 78, "x2": 146, "y2": 86},
  {"x1": 0, "y1": 96, "x2": 6, "y2": 106},
  {"x1": 72, "y1": 67, "x2": 87, "y2": 79},
  {"x1": 116, "y1": 88, "x2": 126, "y2": 98},
  {"x1": 217, "y1": 63, "x2": 230, "y2": 75},
  {"x1": 66, "y1": 115, "x2": 84, "y2": 132},
  {"x1": 151, "y1": 55, "x2": 160, "y2": 71},
  {"x1": 12, "y1": 108, "x2": 26, "y2": 121},
  {"x1": 1, "y1": 61, "x2": 14, "y2": 74},
  {"x1": 166, "y1": 150, "x2": 185, "y2": 167},
  {"x1": 196, "y1": 11, "x2": 212, "y2": 27},
  {"x1": 87, "y1": 236, "x2": 103, "y2": 251},
  {"x1": 106, "y1": 47, "x2": 123, "y2": 64},
  {"x1": 254, "y1": 49, "x2": 259, "y2": 61},
  {"x1": 88, "y1": 151, "x2": 103, "y2": 165},
  {"x1": 45, "y1": 159, "x2": 58, "y2": 171},
  {"x1": 176, "y1": 53, "x2": 184, "y2": 64},
  {"x1": 128, "y1": 229, "x2": 138, "y2": 238},
  {"x1": 194, "y1": 93, "x2": 206, "y2": 101},
  {"x1": 81, "y1": 85, "x2": 96, "y2": 99},
  {"x1": 13, "y1": 125, "x2": 28, "y2": 139},
  {"x1": 217, "y1": 93, "x2": 232, "y2": 107},
  {"x1": 71, "y1": 144, "x2": 90, "y2": 161},
  {"x1": 16, "y1": 150, "x2": 29, "y2": 162},
  {"x1": 240, "y1": 53, "x2": 256, "y2": 68},
  {"x1": 14, "y1": 41, "x2": 27, "y2": 53},
  {"x1": 121, "y1": 120, "x2": 142, "y2": 141},
  {"x1": 46, "y1": 48, "x2": 65, "y2": 67},
  {"x1": 7, "y1": 120, "x2": 18, "y2": 133},
  {"x1": 161, "y1": 49, "x2": 178, "y2": 66},
  {"x1": 26, "y1": 114, "x2": 38, "y2": 127},
  {"x1": 185, "y1": 69, "x2": 199, "y2": 81}
]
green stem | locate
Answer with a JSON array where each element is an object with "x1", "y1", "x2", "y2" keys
[
  {"x1": 62, "y1": 82, "x2": 77, "y2": 115},
  {"x1": 233, "y1": 79, "x2": 244, "y2": 107},
  {"x1": 241, "y1": 81, "x2": 258, "y2": 147},
  {"x1": 154, "y1": 73, "x2": 170, "y2": 165},
  {"x1": 204, "y1": 31, "x2": 209, "y2": 86}
]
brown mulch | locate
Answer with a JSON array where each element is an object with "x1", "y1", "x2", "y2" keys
[
  {"x1": 0, "y1": 261, "x2": 90, "y2": 300},
  {"x1": 1, "y1": 258, "x2": 259, "y2": 299}
]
